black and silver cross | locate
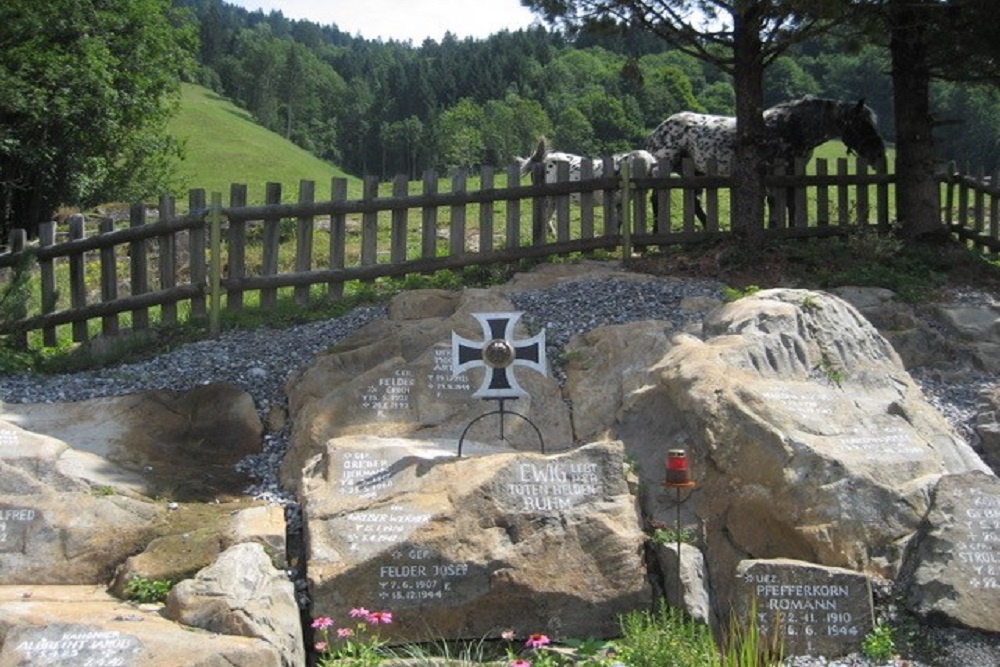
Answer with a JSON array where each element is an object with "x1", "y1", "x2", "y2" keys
[{"x1": 451, "y1": 311, "x2": 547, "y2": 399}]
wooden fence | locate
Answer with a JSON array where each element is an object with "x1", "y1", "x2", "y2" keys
[
  {"x1": 1, "y1": 156, "x2": 989, "y2": 350},
  {"x1": 942, "y1": 163, "x2": 1000, "y2": 254}
]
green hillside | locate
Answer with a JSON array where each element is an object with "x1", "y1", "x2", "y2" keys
[{"x1": 167, "y1": 83, "x2": 360, "y2": 204}]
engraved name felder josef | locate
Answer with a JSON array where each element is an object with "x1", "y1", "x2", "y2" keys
[{"x1": 496, "y1": 453, "x2": 609, "y2": 513}]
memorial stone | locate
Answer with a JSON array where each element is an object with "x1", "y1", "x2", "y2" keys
[
  {"x1": 0, "y1": 624, "x2": 143, "y2": 667},
  {"x1": 0, "y1": 507, "x2": 39, "y2": 555},
  {"x1": 735, "y1": 559, "x2": 874, "y2": 657},
  {"x1": 303, "y1": 440, "x2": 650, "y2": 642},
  {"x1": 904, "y1": 471, "x2": 1000, "y2": 633}
]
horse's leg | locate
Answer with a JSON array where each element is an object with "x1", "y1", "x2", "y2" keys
[
  {"x1": 765, "y1": 185, "x2": 796, "y2": 228},
  {"x1": 695, "y1": 188, "x2": 708, "y2": 227}
]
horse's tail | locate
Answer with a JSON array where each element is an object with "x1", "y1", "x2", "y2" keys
[{"x1": 530, "y1": 137, "x2": 548, "y2": 163}]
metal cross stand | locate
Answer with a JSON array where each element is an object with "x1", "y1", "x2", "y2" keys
[
  {"x1": 663, "y1": 448, "x2": 697, "y2": 608},
  {"x1": 451, "y1": 312, "x2": 547, "y2": 457}
]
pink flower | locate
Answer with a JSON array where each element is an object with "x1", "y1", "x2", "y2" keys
[
  {"x1": 314, "y1": 641, "x2": 328, "y2": 652},
  {"x1": 311, "y1": 616, "x2": 334, "y2": 630},
  {"x1": 367, "y1": 610, "x2": 393, "y2": 624},
  {"x1": 336, "y1": 627, "x2": 354, "y2": 638},
  {"x1": 501, "y1": 629, "x2": 516, "y2": 641},
  {"x1": 525, "y1": 633, "x2": 550, "y2": 648},
  {"x1": 510, "y1": 660, "x2": 532, "y2": 667},
  {"x1": 349, "y1": 607, "x2": 370, "y2": 618}
]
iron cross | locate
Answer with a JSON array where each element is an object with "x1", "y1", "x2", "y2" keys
[{"x1": 451, "y1": 312, "x2": 547, "y2": 398}]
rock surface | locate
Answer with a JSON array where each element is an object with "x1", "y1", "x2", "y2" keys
[
  {"x1": 612, "y1": 288, "x2": 991, "y2": 615},
  {"x1": 0, "y1": 586, "x2": 283, "y2": 667},
  {"x1": 167, "y1": 543, "x2": 304, "y2": 667},
  {"x1": 903, "y1": 471, "x2": 1000, "y2": 633},
  {"x1": 0, "y1": 382, "x2": 263, "y2": 500},
  {"x1": 0, "y1": 264, "x2": 998, "y2": 666},
  {"x1": 300, "y1": 439, "x2": 651, "y2": 642}
]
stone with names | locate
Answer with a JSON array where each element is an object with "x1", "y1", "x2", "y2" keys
[
  {"x1": 735, "y1": 559, "x2": 874, "y2": 657},
  {"x1": 904, "y1": 471, "x2": 1000, "y2": 633},
  {"x1": 0, "y1": 507, "x2": 39, "y2": 554},
  {"x1": 301, "y1": 440, "x2": 650, "y2": 642},
  {"x1": 1, "y1": 624, "x2": 143, "y2": 667},
  {"x1": 495, "y1": 452, "x2": 611, "y2": 513},
  {"x1": 0, "y1": 586, "x2": 283, "y2": 666}
]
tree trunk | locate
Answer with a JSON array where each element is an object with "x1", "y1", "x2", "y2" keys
[
  {"x1": 730, "y1": 2, "x2": 767, "y2": 250},
  {"x1": 889, "y1": 0, "x2": 943, "y2": 241}
]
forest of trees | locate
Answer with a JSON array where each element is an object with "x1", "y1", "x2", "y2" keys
[{"x1": 175, "y1": 0, "x2": 1000, "y2": 181}]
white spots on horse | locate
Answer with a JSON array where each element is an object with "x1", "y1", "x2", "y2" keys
[
  {"x1": 644, "y1": 96, "x2": 887, "y2": 225},
  {"x1": 513, "y1": 140, "x2": 659, "y2": 234}
]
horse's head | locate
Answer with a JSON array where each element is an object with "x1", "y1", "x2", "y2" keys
[{"x1": 840, "y1": 100, "x2": 885, "y2": 164}]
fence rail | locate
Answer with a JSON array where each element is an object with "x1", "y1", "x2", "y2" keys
[
  {"x1": 0, "y1": 157, "x2": 990, "y2": 349},
  {"x1": 942, "y1": 163, "x2": 1000, "y2": 253}
]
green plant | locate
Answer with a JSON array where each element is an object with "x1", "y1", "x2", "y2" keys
[
  {"x1": 123, "y1": 576, "x2": 173, "y2": 604},
  {"x1": 614, "y1": 604, "x2": 720, "y2": 667},
  {"x1": 313, "y1": 608, "x2": 392, "y2": 667},
  {"x1": 719, "y1": 602, "x2": 784, "y2": 667},
  {"x1": 818, "y1": 352, "x2": 845, "y2": 386},
  {"x1": 650, "y1": 526, "x2": 696, "y2": 546},
  {"x1": 799, "y1": 293, "x2": 821, "y2": 312},
  {"x1": 90, "y1": 485, "x2": 116, "y2": 496},
  {"x1": 722, "y1": 284, "x2": 760, "y2": 302},
  {"x1": 862, "y1": 622, "x2": 896, "y2": 662},
  {"x1": 502, "y1": 631, "x2": 617, "y2": 667}
]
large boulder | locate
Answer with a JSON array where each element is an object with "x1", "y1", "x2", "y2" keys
[
  {"x1": 167, "y1": 543, "x2": 304, "y2": 667},
  {"x1": 299, "y1": 438, "x2": 651, "y2": 643},
  {"x1": 978, "y1": 385, "x2": 1000, "y2": 471},
  {"x1": 0, "y1": 421, "x2": 162, "y2": 585},
  {"x1": 0, "y1": 382, "x2": 263, "y2": 501},
  {"x1": 0, "y1": 586, "x2": 282, "y2": 667},
  {"x1": 281, "y1": 288, "x2": 574, "y2": 494},
  {"x1": 903, "y1": 471, "x2": 1000, "y2": 633},
  {"x1": 612, "y1": 288, "x2": 991, "y2": 613}
]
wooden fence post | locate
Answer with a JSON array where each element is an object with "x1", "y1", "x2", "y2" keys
[
  {"x1": 531, "y1": 163, "x2": 547, "y2": 246},
  {"x1": 505, "y1": 165, "x2": 521, "y2": 249},
  {"x1": 68, "y1": 214, "x2": 88, "y2": 342},
  {"x1": 329, "y1": 177, "x2": 348, "y2": 301},
  {"x1": 188, "y1": 189, "x2": 207, "y2": 321},
  {"x1": 227, "y1": 184, "x2": 248, "y2": 312},
  {"x1": 7, "y1": 229, "x2": 28, "y2": 350},
  {"x1": 421, "y1": 169, "x2": 439, "y2": 259},
  {"x1": 129, "y1": 203, "x2": 150, "y2": 331},
  {"x1": 159, "y1": 195, "x2": 178, "y2": 326},
  {"x1": 38, "y1": 222, "x2": 57, "y2": 346},
  {"x1": 450, "y1": 170, "x2": 467, "y2": 256},
  {"x1": 99, "y1": 217, "x2": 119, "y2": 337},
  {"x1": 295, "y1": 179, "x2": 315, "y2": 306},
  {"x1": 208, "y1": 192, "x2": 223, "y2": 338},
  {"x1": 391, "y1": 174, "x2": 408, "y2": 264},
  {"x1": 261, "y1": 182, "x2": 283, "y2": 309},
  {"x1": 620, "y1": 159, "x2": 633, "y2": 260},
  {"x1": 479, "y1": 166, "x2": 494, "y2": 253},
  {"x1": 361, "y1": 176, "x2": 378, "y2": 277}
]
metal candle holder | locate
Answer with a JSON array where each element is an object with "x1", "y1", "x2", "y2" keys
[{"x1": 663, "y1": 448, "x2": 696, "y2": 608}]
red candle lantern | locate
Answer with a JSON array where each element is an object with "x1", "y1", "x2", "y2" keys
[{"x1": 665, "y1": 448, "x2": 692, "y2": 486}]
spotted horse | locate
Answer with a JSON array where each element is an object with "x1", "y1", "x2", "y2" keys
[
  {"x1": 513, "y1": 139, "x2": 658, "y2": 235},
  {"x1": 645, "y1": 96, "x2": 886, "y2": 226}
]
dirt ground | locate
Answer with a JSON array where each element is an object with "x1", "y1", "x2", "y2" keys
[{"x1": 621, "y1": 236, "x2": 1000, "y2": 298}]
